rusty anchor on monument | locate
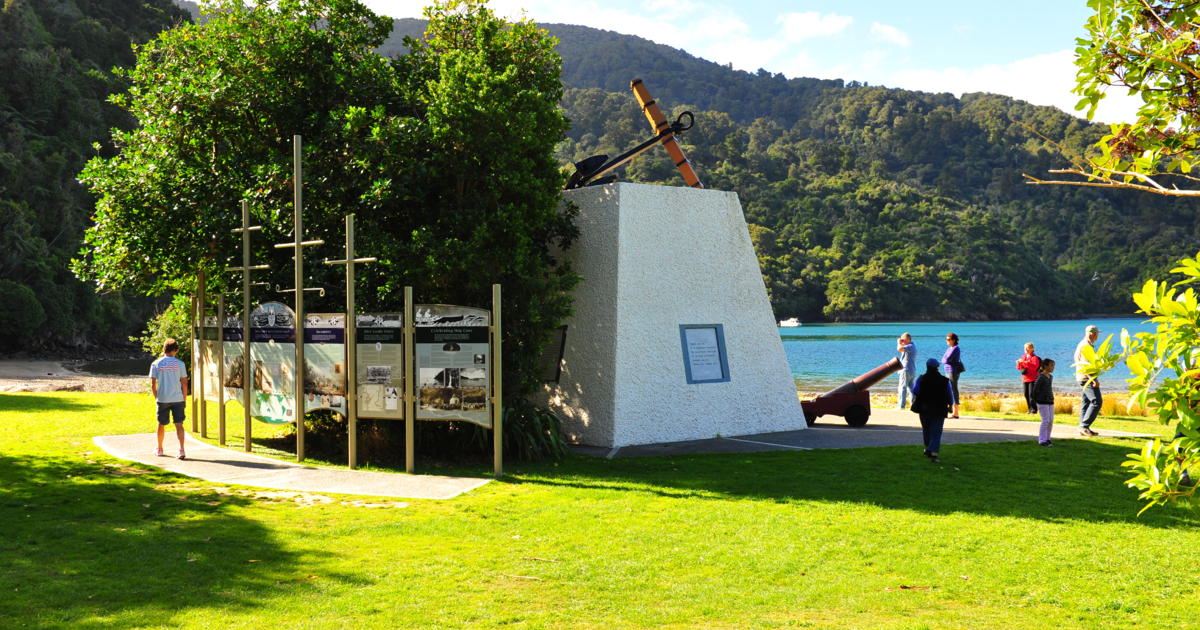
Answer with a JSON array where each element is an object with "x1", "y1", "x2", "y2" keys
[{"x1": 565, "y1": 78, "x2": 704, "y2": 190}]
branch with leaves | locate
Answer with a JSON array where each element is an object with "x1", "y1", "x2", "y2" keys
[{"x1": 1027, "y1": 1, "x2": 1200, "y2": 196}]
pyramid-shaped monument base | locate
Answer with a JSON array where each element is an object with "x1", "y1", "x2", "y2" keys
[{"x1": 542, "y1": 183, "x2": 803, "y2": 448}]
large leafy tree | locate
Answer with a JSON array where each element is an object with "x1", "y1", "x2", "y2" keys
[
  {"x1": 77, "y1": 0, "x2": 577, "y2": 456},
  {"x1": 1027, "y1": 0, "x2": 1200, "y2": 195}
]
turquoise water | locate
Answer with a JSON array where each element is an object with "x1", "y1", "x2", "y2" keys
[{"x1": 782, "y1": 318, "x2": 1153, "y2": 393}]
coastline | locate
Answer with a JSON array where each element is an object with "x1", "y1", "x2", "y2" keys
[{"x1": 0, "y1": 360, "x2": 146, "y2": 394}]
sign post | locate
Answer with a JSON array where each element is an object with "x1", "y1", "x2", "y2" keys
[
  {"x1": 492, "y1": 284, "x2": 503, "y2": 477},
  {"x1": 272, "y1": 135, "x2": 324, "y2": 462},
  {"x1": 404, "y1": 287, "x2": 415, "y2": 473},
  {"x1": 197, "y1": 270, "x2": 207, "y2": 438},
  {"x1": 227, "y1": 199, "x2": 268, "y2": 453},
  {"x1": 324, "y1": 214, "x2": 376, "y2": 469},
  {"x1": 217, "y1": 293, "x2": 226, "y2": 445}
]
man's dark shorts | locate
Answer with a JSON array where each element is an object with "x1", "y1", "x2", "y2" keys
[{"x1": 156, "y1": 401, "x2": 185, "y2": 425}]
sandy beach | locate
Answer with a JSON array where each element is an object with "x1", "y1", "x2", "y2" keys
[{"x1": 0, "y1": 360, "x2": 146, "y2": 393}]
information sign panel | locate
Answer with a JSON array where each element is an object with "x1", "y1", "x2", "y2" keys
[
  {"x1": 414, "y1": 305, "x2": 491, "y2": 427},
  {"x1": 303, "y1": 313, "x2": 347, "y2": 416},
  {"x1": 222, "y1": 315, "x2": 244, "y2": 402},
  {"x1": 355, "y1": 313, "x2": 405, "y2": 419},
  {"x1": 199, "y1": 316, "x2": 222, "y2": 402},
  {"x1": 249, "y1": 302, "x2": 296, "y2": 423}
]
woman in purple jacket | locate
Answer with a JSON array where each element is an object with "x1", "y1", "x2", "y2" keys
[{"x1": 942, "y1": 332, "x2": 963, "y2": 418}]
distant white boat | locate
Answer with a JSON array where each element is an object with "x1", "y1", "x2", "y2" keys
[{"x1": 778, "y1": 317, "x2": 801, "y2": 327}]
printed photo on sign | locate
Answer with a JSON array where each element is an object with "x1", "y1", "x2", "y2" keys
[{"x1": 414, "y1": 304, "x2": 491, "y2": 426}]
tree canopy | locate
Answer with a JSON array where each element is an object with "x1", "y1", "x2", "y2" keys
[{"x1": 76, "y1": 0, "x2": 577, "y2": 455}]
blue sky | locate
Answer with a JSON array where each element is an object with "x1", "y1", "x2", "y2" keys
[{"x1": 363, "y1": 0, "x2": 1139, "y2": 122}]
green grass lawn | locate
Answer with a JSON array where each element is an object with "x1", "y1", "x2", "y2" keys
[{"x1": 2, "y1": 392, "x2": 1198, "y2": 629}]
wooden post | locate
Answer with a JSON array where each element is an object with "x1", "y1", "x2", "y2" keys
[
  {"x1": 492, "y1": 284, "x2": 503, "y2": 477},
  {"x1": 404, "y1": 286, "x2": 415, "y2": 474},
  {"x1": 269, "y1": 136, "x2": 325, "y2": 462}
]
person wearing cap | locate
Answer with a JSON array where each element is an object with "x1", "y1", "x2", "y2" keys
[
  {"x1": 1074, "y1": 325, "x2": 1102, "y2": 436},
  {"x1": 910, "y1": 358, "x2": 954, "y2": 463}
]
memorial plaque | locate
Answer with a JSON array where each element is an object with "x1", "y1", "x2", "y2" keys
[{"x1": 680, "y1": 324, "x2": 730, "y2": 384}]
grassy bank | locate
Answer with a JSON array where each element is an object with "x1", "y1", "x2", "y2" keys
[{"x1": 2, "y1": 391, "x2": 1198, "y2": 629}]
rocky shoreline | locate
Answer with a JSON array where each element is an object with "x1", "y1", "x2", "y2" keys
[{"x1": 0, "y1": 360, "x2": 147, "y2": 394}]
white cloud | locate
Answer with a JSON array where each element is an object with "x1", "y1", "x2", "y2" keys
[
  {"x1": 869, "y1": 22, "x2": 910, "y2": 47},
  {"x1": 776, "y1": 12, "x2": 854, "y2": 42},
  {"x1": 887, "y1": 49, "x2": 1141, "y2": 123}
]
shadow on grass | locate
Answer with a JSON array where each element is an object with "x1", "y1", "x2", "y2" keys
[
  {"x1": 0, "y1": 454, "x2": 354, "y2": 629},
  {"x1": 0, "y1": 393, "x2": 103, "y2": 413},
  {"x1": 509, "y1": 439, "x2": 1200, "y2": 529}
]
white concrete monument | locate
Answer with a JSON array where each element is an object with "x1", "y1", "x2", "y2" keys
[{"x1": 542, "y1": 182, "x2": 803, "y2": 448}]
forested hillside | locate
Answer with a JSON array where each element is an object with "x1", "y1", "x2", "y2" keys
[
  {"x1": 0, "y1": 0, "x2": 186, "y2": 352},
  {"x1": 3, "y1": 4, "x2": 1193, "y2": 358},
  {"x1": 387, "y1": 17, "x2": 1199, "y2": 321}
]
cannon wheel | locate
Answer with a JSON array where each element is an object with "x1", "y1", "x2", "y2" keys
[{"x1": 843, "y1": 404, "x2": 869, "y2": 427}]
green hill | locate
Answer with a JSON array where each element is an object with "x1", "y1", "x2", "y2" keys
[
  {"x1": 388, "y1": 17, "x2": 1196, "y2": 321},
  {"x1": 2, "y1": 5, "x2": 1190, "y2": 357},
  {"x1": 0, "y1": 0, "x2": 186, "y2": 352}
]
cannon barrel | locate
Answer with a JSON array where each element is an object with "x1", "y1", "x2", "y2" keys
[{"x1": 823, "y1": 357, "x2": 901, "y2": 396}]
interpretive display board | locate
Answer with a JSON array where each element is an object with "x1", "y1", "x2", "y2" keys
[
  {"x1": 198, "y1": 316, "x2": 222, "y2": 401},
  {"x1": 414, "y1": 305, "x2": 491, "y2": 427},
  {"x1": 303, "y1": 313, "x2": 347, "y2": 416},
  {"x1": 222, "y1": 315, "x2": 244, "y2": 401},
  {"x1": 250, "y1": 302, "x2": 296, "y2": 423},
  {"x1": 355, "y1": 313, "x2": 405, "y2": 419}
]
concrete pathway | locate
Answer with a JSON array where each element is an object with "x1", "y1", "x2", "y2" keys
[
  {"x1": 575, "y1": 407, "x2": 1154, "y2": 458},
  {"x1": 93, "y1": 433, "x2": 491, "y2": 500}
]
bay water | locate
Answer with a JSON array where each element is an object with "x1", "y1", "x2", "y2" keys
[{"x1": 782, "y1": 318, "x2": 1153, "y2": 394}]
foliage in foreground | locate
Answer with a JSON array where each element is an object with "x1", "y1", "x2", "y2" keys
[
  {"x1": 1032, "y1": 0, "x2": 1200, "y2": 196},
  {"x1": 1078, "y1": 251, "x2": 1200, "y2": 512}
]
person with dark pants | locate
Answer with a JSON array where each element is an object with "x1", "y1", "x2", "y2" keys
[
  {"x1": 150, "y1": 338, "x2": 189, "y2": 459},
  {"x1": 1016, "y1": 342, "x2": 1041, "y2": 414},
  {"x1": 942, "y1": 332, "x2": 964, "y2": 418},
  {"x1": 911, "y1": 358, "x2": 954, "y2": 463},
  {"x1": 1074, "y1": 325, "x2": 1102, "y2": 436}
]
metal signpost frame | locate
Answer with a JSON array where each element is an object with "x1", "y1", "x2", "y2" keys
[
  {"x1": 217, "y1": 293, "x2": 226, "y2": 445},
  {"x1": 492, "y1": 284, "x2": 503, "y2": 477},
  {"x1": 324, "y1": 214, "x2": 376, "y2": 470},
  {"x1": 227, "y1": 199, "x2": 269, "y2": 453},
  {"x1": 272, "y1": 135, "x2": 324, "y2": 462},
  {"x1": 404, "y1": 287, "x2": 416, "y2": 473}
]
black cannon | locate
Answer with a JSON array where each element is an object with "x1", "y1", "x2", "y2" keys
[{"x1": 801, "y1": 357, "x2": 901, "y2": 427}]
